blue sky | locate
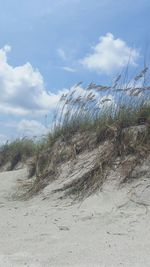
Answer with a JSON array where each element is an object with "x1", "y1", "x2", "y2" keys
[{"x1": 0, "y1": 0, "x2": 150, "y2": 142}]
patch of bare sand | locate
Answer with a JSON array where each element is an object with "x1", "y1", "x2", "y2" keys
[{"x1": 0, "y1": 168, "x2": 150, "y2": 266}]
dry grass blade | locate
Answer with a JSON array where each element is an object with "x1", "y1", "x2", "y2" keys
[
  {"x1": 101, "y1": 98, "x2": 112, "y2": 103},
  {"x1": 75, "y1": 81, "x2": 83, "y2": 87},
  {"x1": 134, "y1": 67, "x2": 148, "y2": 81},
  {"x1": 113, "y1": 74, "x2": 122, "y2": 88},
  {"x1": 94, "y1": 85, "x2": 111, "y2": 91},
  {"x1": 60, "y1": 93, "x2": 68, "y2": 102}
]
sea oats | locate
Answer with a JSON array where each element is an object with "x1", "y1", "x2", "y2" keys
[{"x1": 134, "y1": 67, "x2": 148, "y2": 82}]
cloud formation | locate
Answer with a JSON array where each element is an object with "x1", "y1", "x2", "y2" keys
[
  {"x1": 18, "y1": 119, "x2": 48, "y2": 136},
  {"x1": 81, "y1": 33, "x2": 139, "y2": 74},
  {"x1": 0, "y1": 45, "x2": 63, "y2": 115},
  {"x1": 61, "y1": 66, "x2": 76, "y2": 72},
  {"x1": 57, "y1": 48, "x2": 67, "y2": 60}
]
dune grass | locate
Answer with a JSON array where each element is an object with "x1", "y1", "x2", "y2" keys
[
  {"x1": 0, "y1": 67, "x2": 150, "y2": 176},
  {"x1": 0, "y1": 138, "x2": 38, "y2": 170},
  {"x1": 48, "y1": 66, "x2": 150, "y2": 144}
]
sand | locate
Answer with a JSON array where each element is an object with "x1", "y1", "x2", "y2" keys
[{"x1": 0, "y1": 168, "x2": 150, "y2": 267}]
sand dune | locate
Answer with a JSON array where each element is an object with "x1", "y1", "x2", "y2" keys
[{"x1": 0, "y1": 167, "x2": 150, "y2": 267}]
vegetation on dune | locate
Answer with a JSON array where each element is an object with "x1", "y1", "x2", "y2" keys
[
  {"x1": 0, "y1": 66, "x2": 150, "y2": 198},
  {"x1": 47, "y1": 66, "x2": 150, "y2": 142},
  {"x1": 0, "y1": 138, "x2": 38, "y2": 170},
  {"x1": 25, "y1": 66, "x2": 150, "y2": 197}
]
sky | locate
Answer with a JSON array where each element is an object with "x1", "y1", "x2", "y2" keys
[{"x1": 0, "y1": 0, "x2": 150, "y2": 142}]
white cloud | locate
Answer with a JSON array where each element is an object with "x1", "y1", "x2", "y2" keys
[
  {"x1": 0, "y1": 45, "x2": 64, "y2": 115},
  {"x1": 61, "y1": 66, "x2": 76, "y2": 72},
  {"x1": 18, "y1": 119, "x2": 49, "y2": 137},
  {"x1": 81, "y1": 33, "x2": 139, "y2": 74},
  {"x1": 57, "y1": 48, "x2": 67, "y2": 60}
]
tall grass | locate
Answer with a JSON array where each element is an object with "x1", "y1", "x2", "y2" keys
[
  {"x1": 0, "y1": 138, "x2": 38, "y2": 170},
  {"x1": 0, "y1": 67, "x2": 150, "y2": 174},
  {"x1": 50, "y1": 67, "x2": 150, "y2": 143}
]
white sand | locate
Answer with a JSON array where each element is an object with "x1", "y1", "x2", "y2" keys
[{"x1": 0, "y1": 168, "x2": 150, "y2": 267}]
